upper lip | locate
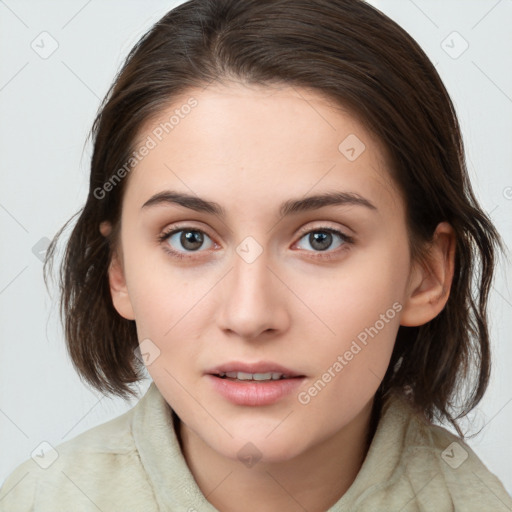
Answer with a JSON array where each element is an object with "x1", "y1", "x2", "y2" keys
[{"x1": 206, "y1": 361, "x2": 305, "y2": 378}]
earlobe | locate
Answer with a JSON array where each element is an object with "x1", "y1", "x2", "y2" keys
[
  {"x1": 108, "y1": 251, "x2": 136, "y2": 321},
  {"x1": 400, "y1": 222, "x2": 456, "y2": 327}
]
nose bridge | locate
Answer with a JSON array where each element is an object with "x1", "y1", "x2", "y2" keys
[
  {"x1": 231, "y1": 237, "x2": 274, "y2": 308},
  {"x1": 217, "y1": 234, "x2": 287, "y2": 338}
]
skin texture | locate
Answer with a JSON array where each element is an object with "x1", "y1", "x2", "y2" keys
[{"x1": 105, "y1": 82, "x2": 455, "y2": 512}]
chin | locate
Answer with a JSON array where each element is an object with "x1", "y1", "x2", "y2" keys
[{"x1": 210, "y1": 430, "x2": 308, "y2": 466}]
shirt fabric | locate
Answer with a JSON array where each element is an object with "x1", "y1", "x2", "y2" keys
[{"x1": 1, "y1": 381, "x2": 511, "y2": 511}]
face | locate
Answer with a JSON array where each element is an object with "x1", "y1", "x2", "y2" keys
[{"x1": 110, "y1": 82, "x2": 417, "y2": 463}]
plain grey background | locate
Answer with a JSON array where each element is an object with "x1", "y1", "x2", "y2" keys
[{"x1": 1, "y1": 0, "x2": 511, "y2": 496}]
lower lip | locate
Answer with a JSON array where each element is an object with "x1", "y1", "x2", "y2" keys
[{"x1": 206, "y1": 375, "x2": 305, "y2": 406}]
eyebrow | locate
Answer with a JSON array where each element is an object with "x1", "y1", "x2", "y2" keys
[{"x1": 141, "y1": 190, "x2": 377, "y2": 217}]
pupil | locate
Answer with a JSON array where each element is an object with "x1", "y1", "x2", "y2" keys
[
  {"x1": 181, "y1": 230, "x2": 203, "y2": 250},
  {"x1": 310, "y1": 231, "x2": 331, "y2": 251}
]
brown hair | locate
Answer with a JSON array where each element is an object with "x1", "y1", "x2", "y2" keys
[{"x1": 44, "y1": 0, "x2": 505, "y2": 437}]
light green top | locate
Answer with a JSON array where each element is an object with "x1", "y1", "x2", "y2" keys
[{"x1": 1, "y1": 382, "x2": 511, "y2": 511}]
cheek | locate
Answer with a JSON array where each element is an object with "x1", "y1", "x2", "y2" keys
[
  {"x1": 122, "y1": 236, "x2": 191, "y2": 332},
  {"x1": 126, "y1": 265, "x2": 215, "y2": 368},
  {"x1": 293, "y1": 245, "x2": 406, "y2": 402},
  {"x1": 300, "y1": 249, "x2": 407, "y2": 341},
  {"x1": 296, "y1": 283, "x2": 401, "y2": 424}
]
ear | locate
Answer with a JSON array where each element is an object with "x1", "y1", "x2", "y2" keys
[
  {"x1": 108, "y1": 247, "x2": 136, "y2": 321},
  {"x1": 400, "y1": 222, "x2": 456, "y2": 327}
]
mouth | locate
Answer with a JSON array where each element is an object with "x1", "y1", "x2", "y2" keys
[
  {"x1": 215, "y1": 371, "x2": 299, "y2": 381},
  {"x1": 206, "y1": 361, "x2": 305, "y2": 382},
  {"x1": 206, "y1": 363, "x2": 306, "y2": 406}
]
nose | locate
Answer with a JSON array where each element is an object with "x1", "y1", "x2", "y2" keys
[{"x1": 217, "y1": 246, "x2": 290, "y2": 340}]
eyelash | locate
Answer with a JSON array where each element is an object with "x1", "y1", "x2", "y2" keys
[{"x1": 157, "y1": 225, "x2": 355, "y2": 261}]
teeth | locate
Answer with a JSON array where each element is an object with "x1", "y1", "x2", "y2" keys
[{"x1": 218, "y1": 371, "x2": 287, "y2": 380}]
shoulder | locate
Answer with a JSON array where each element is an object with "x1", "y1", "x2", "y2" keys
[
  {"x1": 0, "y1": 396, "x2": 155, "y2": 512},
  {"x1": 374, "y1": 393, "x2": 512, "y2": 511}
]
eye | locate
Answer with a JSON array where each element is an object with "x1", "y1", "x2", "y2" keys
[
  {"x1": 157, "y1": 225, "x2": 354, "y2": 261},
  {"x1": 158, "y1": 227, "x2": 215, "y2": 259},
  {"x1": 294, "y1": 227, "x2": 354, "y2": 258}
]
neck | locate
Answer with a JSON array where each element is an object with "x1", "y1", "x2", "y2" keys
[{"x1": 176, "y1": 396, "x2": 378, "y2": 512}]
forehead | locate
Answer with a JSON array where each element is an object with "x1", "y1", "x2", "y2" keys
[{"x1": 125, "y1": 82, "x2": 400, "y2": 217}]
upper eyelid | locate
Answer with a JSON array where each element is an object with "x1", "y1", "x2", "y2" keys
[
  {"x1": 160, "y1": 223, "x2": 352, "y2": 249},
  {"x1": 160, "y1": 222, "x2": 216, "y2": 242},
  {"x1": 295, "y1": 223, "x2": 351, "y2": 237},
  {"x1": 160, "y1": 221, "x2": 351, "y2": 238}
]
